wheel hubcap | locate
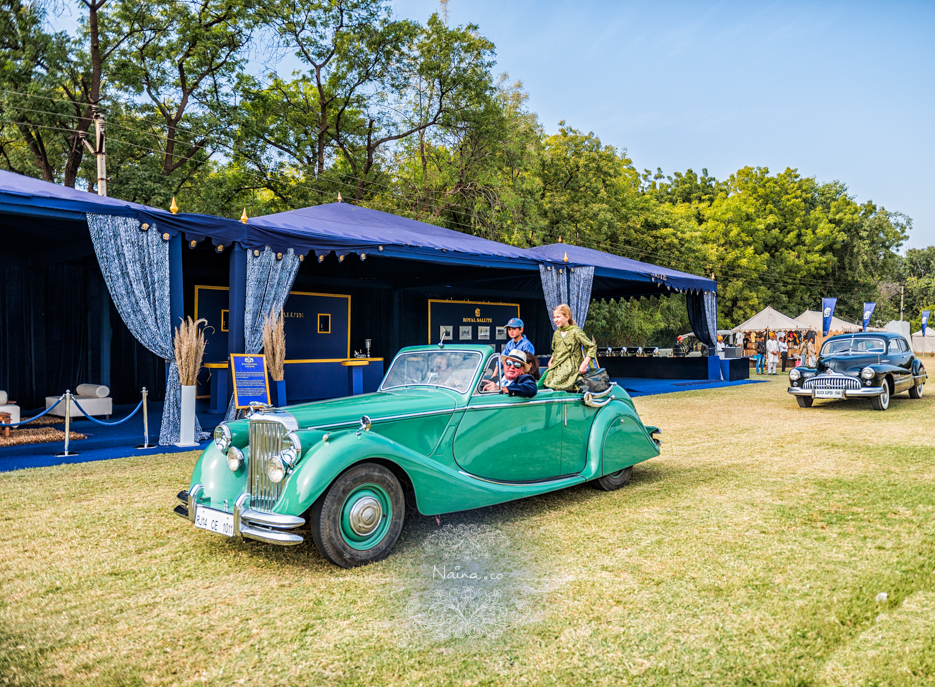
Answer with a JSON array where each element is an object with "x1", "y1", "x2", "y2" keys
[
  {"x1": 348, "y1": 496, "x2": 382, "y2": 536},
  {"x1": 340, "y1": 484, "x2": 392, "y2": 550}
]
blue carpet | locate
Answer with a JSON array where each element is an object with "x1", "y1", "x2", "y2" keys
[
  {"x1": 613, "y1": 377, "x2": 766, "y2": 397},
  {"x1": 0, "y1": 401, "x2": 222, "y2": 472}
]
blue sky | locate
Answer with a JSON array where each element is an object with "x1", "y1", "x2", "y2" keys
[{"x1": 392, "y1": 0, "x2": 935, "y2": 248}]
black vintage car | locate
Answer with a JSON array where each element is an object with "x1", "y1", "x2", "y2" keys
[{"x1": 787, "y1": 332, "x2": 927, "y2": 411}]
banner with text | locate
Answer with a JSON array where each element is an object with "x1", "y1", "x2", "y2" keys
[
  {"x1": 862, "y1": 302, "x2": 876, "y2": 331},
  {"x1": 822, "y1": 297, "x2": 837, "y2": 336},
  {"x1": 428, "y1": 300, "x2": 520, "y2": 350}
]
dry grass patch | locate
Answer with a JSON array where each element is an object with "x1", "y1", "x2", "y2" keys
[{"x1": 1, "y1": 377, "x2": 934, "y2": 686}]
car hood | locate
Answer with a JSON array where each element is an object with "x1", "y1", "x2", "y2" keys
[
  {"x1": 819, "y1": 354, "x2": 882, "y2": 375},
  {"x1": 284, "y1": 387, "x2": 461, "y2": 430}
]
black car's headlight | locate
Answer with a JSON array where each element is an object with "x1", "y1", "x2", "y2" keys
[
  {"x1": 214, "y1": 423, "x2": 232, "y2": 453},
  {"x1": 789, "y1": 368, "x2": 801, "y2": 382},
  {"x1": 861, "y1": 367, "x2": 874, "y2": 380}
]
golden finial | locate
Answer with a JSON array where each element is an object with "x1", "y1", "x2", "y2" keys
[
  {"x1": 170, "y1": 197, "x2": 178, "y2": 214},
  {"x1": 563, "y1": 252, "x2": 568, "y2": 263},
  {"x1": 240, "y1": 207, "x2": 248, "y2": 224},
  {"x1": 558, "y1": 236, "x2": 563, "y2": 243},
  {"x1": 337, "y1": 192, "x2": 343, "y2": 202}
]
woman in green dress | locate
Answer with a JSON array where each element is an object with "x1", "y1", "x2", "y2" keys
[{"x1": 544, "y1": 304, "x2": 597, "y2": 391}]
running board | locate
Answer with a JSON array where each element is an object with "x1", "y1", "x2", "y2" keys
[{"x1": 457, "y1": 470, "x2": 584, "y2": 487}]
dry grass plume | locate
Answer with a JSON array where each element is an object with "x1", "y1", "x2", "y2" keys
[
  {"x1": 262, "y1": 308, "x2": 286, "y2": 381},
  {"x1": 173, "y1": 316, "x2": 208, "y2": 386}
]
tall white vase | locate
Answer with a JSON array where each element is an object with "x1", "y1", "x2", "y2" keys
[{"x1": 176, "y1": 384, "x2": 198, "y2": 447}]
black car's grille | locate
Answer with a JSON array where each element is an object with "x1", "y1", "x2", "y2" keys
[
  {"x1": 247, "y1": 420, "x2": 285, "y2": 512},
  {"x1": 803, "y1": 375, "x2": 861, "y2": 391}
]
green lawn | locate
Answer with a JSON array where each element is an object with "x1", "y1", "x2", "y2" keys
[{"x1": 2, "y1": 376, "x2": 934, "y2": 686}]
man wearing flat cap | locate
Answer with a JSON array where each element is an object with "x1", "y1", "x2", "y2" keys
[
  {"x1": 481, "y1": 350, "x2": 537, "y2": 398},
  {"x1": 502, "y1": 317, "x2": 535, "y2": 357}
]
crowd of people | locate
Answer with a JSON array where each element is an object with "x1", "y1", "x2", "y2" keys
[{"x1": 746, "y1": 331, "x2": 817, "y2": 375}]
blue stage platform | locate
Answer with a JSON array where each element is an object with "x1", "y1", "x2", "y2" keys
[{"x1": 0, "y1": 378, "x2": 762, "y2": 472}]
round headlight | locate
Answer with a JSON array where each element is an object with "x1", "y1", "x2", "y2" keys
[
  {"x1": 788, "y1": 368, "x2": 801, "y2": 381},
  {"x1": 214, "y1": 423, "x2": 232, "y2": 453},
  {"x1": 267, "y1": 455, "x2": 286, "y2": 483},
  {"x1": 279, "y1": 432, "x2": 301, "y2": 467},
  {"x1": 861, "y1": 366, "x2": 874, "y2": 380},
  {"x1": 227, "y1": 445, "x2": 244, "y2": 472}
]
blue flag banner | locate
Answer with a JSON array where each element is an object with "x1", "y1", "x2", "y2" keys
[
  {"x1": 923, "y1": 310, "x2": 931, "y2": 337},
  {"x1": 821, "y1": 298, "x2": 837, "y2": 336},
  {"x1": 862, "y1": 302, "x2": 876, "y2": 331}
]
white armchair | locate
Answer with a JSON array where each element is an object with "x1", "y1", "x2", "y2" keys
[{"x1": 0, "y1": 390, "x2": 20, "y2": 425}]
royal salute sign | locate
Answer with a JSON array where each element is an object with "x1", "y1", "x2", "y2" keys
[
  {"x1": 428, "y1": 300, "x2": 520, "y2": 348},
  {"x1": 230, "y1": 354, "x2": 270, "y2": 408}
]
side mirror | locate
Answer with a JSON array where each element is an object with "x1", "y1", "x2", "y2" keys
[{"x1": 359, "y1": 415, "x2": 371, "y2": 433}]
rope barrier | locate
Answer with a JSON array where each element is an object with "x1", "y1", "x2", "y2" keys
[
  {"x1": 70, "y1": 398, "x2": 144, "y2": 426},
  {"x1": 0, "y1": 395, "x2": 65, "y2": 427}
]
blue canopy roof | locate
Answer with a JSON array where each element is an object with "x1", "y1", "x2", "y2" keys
[
  {"x1": 527, "y1": 243, "x2": 716, "y2": 295},
  {"x1": 251, "y1": 203, "x2": 546, "y2": 270},
  {"x1": 0, "y1": 169, "x2": 248, "y2": 243}
]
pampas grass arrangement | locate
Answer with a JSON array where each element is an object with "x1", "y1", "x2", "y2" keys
[
  {"x1": 174, "y1": 317, "x2": 208, "y2": 386},
  {"x1": 263, "y1": 308, "x2": 286, "y2": 382}
]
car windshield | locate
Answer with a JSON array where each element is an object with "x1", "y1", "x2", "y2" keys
[
  {"x1": 381, "y1": 350, "x2": 483, "y2": 393},
  {"x1": 820, "y1": 337, "x2": 886, "y2": 356}
]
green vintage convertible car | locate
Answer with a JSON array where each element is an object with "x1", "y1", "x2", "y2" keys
[{"x1": 174, "y1": 344, "x2": 661, "y2": 567}]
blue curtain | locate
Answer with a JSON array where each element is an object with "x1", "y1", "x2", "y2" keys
[
  {"x1": 225, "y1": 247, "x2": 301, "y2": 419},
  {"x1": 86, "y1": 213, "x2": 205, "y2": 444},
  {"x1": 539, "y1": 264, "x2": 594, "y2": 330},
  {"x1": 687, "y1": 291, "x2": 718, "y2": 348}
]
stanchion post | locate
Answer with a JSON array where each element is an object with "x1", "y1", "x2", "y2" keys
[
  {"x1": 136, "y1": 387, "x2": 156, "y2": 449},
  {"x1": 55, "y1": 391, "x2": 79, "y2": 458}
]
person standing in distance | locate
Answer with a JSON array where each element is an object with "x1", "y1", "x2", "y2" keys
[{"x1": 502, "y1": 317, "x2": 535, "y2": 357}]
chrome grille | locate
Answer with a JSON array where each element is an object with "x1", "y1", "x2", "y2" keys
[
  {"x1": 803, "y1": 374, "x2": 861, "y2": 391},
  {"x1": 248, "y1": 420, "x2": 285, "y2": 512}
]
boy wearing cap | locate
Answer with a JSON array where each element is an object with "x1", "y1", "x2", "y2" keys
[
  {"x1": 502, "y1": 318, "x2": 535, "y2": 357},
  {"x1": 481, "y1": 350, "x2": 537, "y2": 398}
]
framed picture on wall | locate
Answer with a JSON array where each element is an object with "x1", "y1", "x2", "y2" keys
[
  {"x1": 439, "y1": 325, "x2": 453, "y2": 341},
  {"x1": 477, "y1": 326, "x2": 490, "y2": 340},
  {"x1": 459, "y1": 326, "x2": 472, "y2": 340},
  {"x1": 496, "y1": 326, "x2": 507, "y2": 340}
]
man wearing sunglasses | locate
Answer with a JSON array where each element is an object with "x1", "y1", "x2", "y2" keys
[{"x1": 481, "y1": 350, "x2": 537, "y2": 397}]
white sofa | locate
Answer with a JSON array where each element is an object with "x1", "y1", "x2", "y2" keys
[
  {"x1": 46, "y1": 384, "x2": 112, "y2": 419},
  {"x1": 0, "y1": 390, "x2": 20, "y2": 425}
]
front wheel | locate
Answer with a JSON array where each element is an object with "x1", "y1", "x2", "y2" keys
[
  {"x1": 871, "y1": 381, "x2": 890, "y2": 411},
  {"x1": 796, "y1": 396, "x2": 814, "y2": 408},
  {"x1": 591, "y1": 466, "x2": 633, "y2": 491},
  {"x1": 310, "y1": 463, "x2": 405, "y2": 568}
]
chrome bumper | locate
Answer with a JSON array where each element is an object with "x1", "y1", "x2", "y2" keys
[
  {"x1": 787, "y1": 385, "x2": 885, "y2": 398},
  {"x1": 174, "y1": 484, "x2": 305, "y2": 546}
]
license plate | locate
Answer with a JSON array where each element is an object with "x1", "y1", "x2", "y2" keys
[
  {"x1": 194, "y1": 506, "x2": 235, "y2": 537},
  {"x1": 814, "y1": 389, "x2": 843, "y2": 399}
]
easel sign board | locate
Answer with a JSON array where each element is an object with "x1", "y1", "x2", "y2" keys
[{"x1": 231, "y1": 354, "x2": 270, "y2": 409}]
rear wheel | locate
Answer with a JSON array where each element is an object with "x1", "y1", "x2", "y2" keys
[
  {"x1": 796, "y1": 396, "x2": 814, "y2": 408},
  {"x1": 591, "y1": 466, "x2": 633, "y2": 491},
  {"x1": 909, "y1": 377, "x2": 924, "y2": 399},
  {"x1": 310, "y1": 463, "x2": 405, "y2": 568},
  {"x1": 871, "y1": 380, "x2": 890, "y2": 411}
]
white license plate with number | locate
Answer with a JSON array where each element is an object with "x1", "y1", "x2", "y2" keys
[
  {"x1": 814, "y1": 389, "x2": 844, "y2": 399},
  {"x1": 194, "y1": 506, "x2": 235, "y2": 537}
]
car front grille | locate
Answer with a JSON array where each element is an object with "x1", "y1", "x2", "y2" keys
[
  {"x1": 248, "y1": 419, "x2": 285, "y2": 512},
  {"x1": 803, "y1": 375, "x2": 861, "y2": 391}
]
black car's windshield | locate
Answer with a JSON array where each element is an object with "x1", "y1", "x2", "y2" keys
[
  {"x1": 381, "y1": 350, "x2": 483, "y2": 393},
  {"x1": 820, "y1": 337, "x2": 886, "y2": 356}
]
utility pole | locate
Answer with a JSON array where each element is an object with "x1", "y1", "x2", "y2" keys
[
  {"x1": 900, "y1": 285, "x2": 904, "y2": 321},
  {"x1": 79, "y1": 106, "x2": 107, "y2": 196}
]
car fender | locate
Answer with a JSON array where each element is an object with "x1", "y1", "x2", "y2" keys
[{"x1": 585, "y1": 400, "x2": 660, "y2": 478}]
